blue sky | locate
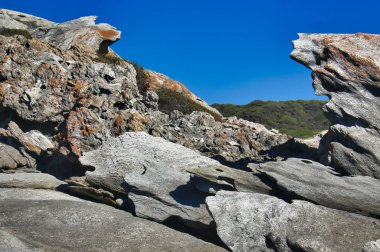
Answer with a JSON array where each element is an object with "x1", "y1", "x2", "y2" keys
[{"x1": 1, "y1": 1, "x2": 379, "y2": 104}]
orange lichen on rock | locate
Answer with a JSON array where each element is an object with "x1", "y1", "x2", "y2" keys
[{"x1": 98, "y1": 29, "x2": 121, "y2": 41}]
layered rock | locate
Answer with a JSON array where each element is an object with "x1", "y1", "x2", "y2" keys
[
  {"x1": 0, "y1": 188, "x2": 225, "y2": 251},
  {"x1": 0, "y1": 9, "x2": 120, "y2": 53},
  {"x1": 206, "y1": 191, "x2": 380, "y2": 252},
  {"x1": 80, "y1": 132, "x2": 269, "y2": 230},
  {"x1": 291, "y1": 33, "x2": 380, "y2": 178},
  {"x1": 258, "y1": 158, "x2": 380, "y2": 217}
]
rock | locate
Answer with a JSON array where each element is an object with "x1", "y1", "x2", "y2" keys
[
  {"x1": 189, "y1": 164, "x2": 271, "y2": 195},
  {"x1": 291, "y1": 33, "x2": 380, "y2": 178},
  {"x1": 0, "y1": 188, "x2": 225, "y2": 251},
  {"x1": 0, "y1": 121, "x2": 55, "y2": 155},
  {"x1": 362, "y1": 240, "x2": 380, "y2": 252},
  {"x1": 206, "y1": 191, "x2": 380, "y2": 252},
  {"x1": 0, "y1": 9, "x2": 121, "y2": 53},
  {"x1": 145, "y1": 69, "x2": 222, "y2": 116},
  {"x1": 258, "y1": 158, "x2": 380, "y2": 217},
  {"x1": 0, "y1": 173, "x2": 66, "y2": 189},
  {"x1": 80, "y1": 131, "x2": 230, "y2": 229},
  {"x1": 146, "y1": 112, "x2": 291, "y2": 166},
  {"x1": 0, "y1": 142, "x2": 34, "y2": 170}
]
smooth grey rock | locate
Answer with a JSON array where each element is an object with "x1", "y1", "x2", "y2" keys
[
  {"x1": 291, "y1": 33, "x2": 380, "y2": 178},
  {"x1": 0, "y1": 189, "x2": 225, "y2": 252},
  {"x1": 362, "y1": 240, "x2": 380, "y2": 252},
  {"x1": 258, "y1": 158, "x2": 380, "y2": 217},
  {"x1": 80, "y1": 132, "x2": 231, "y2": 228},
  {"x1": 206, "y1": 191, "x2": 380, "y2": 252},
  {"x1": 0, "y1": 142, "x2": 31, "y2": 169},
  {"x1": 0, "y1": 173, "x2": 66, "y2": 189},
  {"x1": 189, "y1": 164, "x2": 271, "y2": 195}
]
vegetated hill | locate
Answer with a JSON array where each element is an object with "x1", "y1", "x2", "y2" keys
[{"x1": 212, "y1": 100, "x2": 329, "y2": 138}]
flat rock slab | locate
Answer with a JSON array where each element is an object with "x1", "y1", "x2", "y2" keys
[
  {"x1": 206, "y1": 191, "x2": 380, "y2": 252},
  {"x1": 80, "y1": 132, "x2": 228, "y2": 228},
  {"x1": 0, "y1": 173, "x2": 66, "y2": 189},
  {"x1": 0, "y1": 188, "x2": 225, "y2": 252},
  {"x1": 258, "y1": 158, "x2": 380, "y2": 217}
]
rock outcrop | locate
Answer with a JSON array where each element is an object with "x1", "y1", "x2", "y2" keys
[
  {"x1": 207, "y1": 191, "x2": 380, "y2": 252},
  {"x1": 291, "y1": 33, "x2": 380, "y2": 178},
  {"x1": 80, "y1": 132, "x2": 269, "y2": 230},
  {"x1": 0, "y1": 188, "x2": 225, "y2": 252},
  {"x1": 258, "y1": 158, "x2": 380, "y2": 217},
  {"x1": 0, "y1": 9, "x2": 120, "y2": 53}
]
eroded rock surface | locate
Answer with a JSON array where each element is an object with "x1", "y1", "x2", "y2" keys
[
  {"x1": 259, "y1": 158, "x2": 380, "y2": 217},
  {"x1": 291, "y1": 33, "x2": 380, "y2": 178},
  {"x1": 0, "y1": 188, "x2": 225, "y2": 252},
  {"x1": 80, "y1": 132, "x2": 267, "y2": 229},
  {"x1": 207, "y1": 191, "x2": 380, "y2": 252},
  {"x1": 0, "y1": 9, "x2": 121, "y2": 52}
]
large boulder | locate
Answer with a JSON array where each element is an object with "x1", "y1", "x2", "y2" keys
[
  {"x1": 80, "y1": 132, "x2": 267, "y2": 229},
  {"x1": 206, "y1": 191, "x2": 380, "y2": 252},
  {"x1": 0, "y1": 173, "x2": 66, "y2": 189},
  {"x1": 258, "y1": 158, "x2": 380, "y2": 217},
  {"x1": 0, "y1": 188, "x2": 225, "y2": 251},
  {"x1": 291, "y1": 33, "x2": 380, "y2": 178}
]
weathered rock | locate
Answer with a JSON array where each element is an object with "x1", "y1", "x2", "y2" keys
[
  {"x1": 0, "y1": 173, "x2": 66, "y2": 189},
  {"x1": 146, "y1": 112, "x2": 291, "y2": 166},
  {"x1": 145, "y1": 69, "x2": 222, "y2": 116},
  {"x1": 362, "y1": 240, "x2": 380, "y2": 252},
  {"x1": 0, "y1": 188, "x2": 225, "y2": 251},
  {"x1": 206, "y1": 191, "x2": 380, "y2": 252},
  {"x1": 0, "y1": 9, "x2": 121, "y2": 53},
  {"x1": 0, "y1": 142, "x2": 34, "y2": 170},
  {"x1": 80, "y1": 132, "x2": 231, "y2": 228},
  {"x1": 189, "y1": 164, "x2": 271, "y2": 195},
  {"x1": 0, "y1": 121, "x2": 55, "y2": 155},
  {"x1": 291, "y1": 33, "x2": 380, "y2": 178},
  {"x1": 258, "y1": 158, "x2": 380, "y2": 217}
]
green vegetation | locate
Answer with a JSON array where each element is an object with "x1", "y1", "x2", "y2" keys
[
  {"x1": 212, "y1": 100, "x2": 329, "y2": 138},
  {"x1": 157, "y1": 88, "x2": 222, "y2": 121},
  {"x1": 94, "y1": 52, "x2": 124, "y2": 65},
  {"x1": 128, "y1": 61, "x2": 149, "y2": 95},
  {"x1": 0, "y1": 28, "x2": 32, "y2": 39}
]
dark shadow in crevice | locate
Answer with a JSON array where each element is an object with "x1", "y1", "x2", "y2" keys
[{"x1": 163, "y1": 216, "x2": 229, "y2": 250}]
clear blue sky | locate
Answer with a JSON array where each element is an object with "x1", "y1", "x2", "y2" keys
[{"x1": 1, "y1": 1, "x2": 379, "y2": 104}]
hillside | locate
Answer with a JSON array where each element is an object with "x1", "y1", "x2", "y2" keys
[{"x1": 212, "y1": 100, "x2": 329, "y2": 138}]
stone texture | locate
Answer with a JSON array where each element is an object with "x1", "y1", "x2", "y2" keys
[
  {"x1": 258, "y1": 158, "x2": 380, "y2": 217},
  {"x1": 362, "y1": 240, "x2": 380, "y2": 252},
  {"x1": 0, "y1": 188, "x2": 225, "y2": 252},
  {"x1": 0, "y1": 142, "x2": 34, "y2": 170},
  {"x1": 0, "y1": 9, "x2": 121, "y2": 53},
  {"x1": 206, "y1": 191, "x2": 380, "y2": 252},
  {"x1": 80, "y1": 132, "x2": 236, "y2": 228},
  {"x1": 0, "y1": 173, "x2": 66, "y2": 189},
  {"x1": 291, "y1": 33, "x2": 380, "y2": 178}
]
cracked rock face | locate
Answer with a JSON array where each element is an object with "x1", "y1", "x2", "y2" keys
[
  {"x1": 291, "y1": 33, "x2": 380, "y2": 178},
  {"x1": 0, "y1": 189, "x2": 225, "y2": 252},
  {"x1": 0, "y1": 9, "x2": 121, "y2": 53},
  {"x1": 206, "y1": 191, "x2": 380, "y2": 252},
  {"x1": 258, "y1": 158, "x2": 380, "y2": 217},
  {"x1": 80, "y1": 132, "x2": 269, "y2": 229}
]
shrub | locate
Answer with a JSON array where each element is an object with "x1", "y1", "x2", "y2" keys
[
  {"x1": 0, "y1": 28, "x2": 32, "y2": 39},
  {"x1": 157, "y1": 88, "x2": 222, "y2": 121},
  {"x1": 128, "y1": 61, "x2": 149, "y2": 95}
]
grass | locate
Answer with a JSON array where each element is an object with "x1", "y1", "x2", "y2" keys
[
  {"x1": 0, "y1": 28, "x2": 32, "y2": 39},
  {"x1": 157, "y1": 88, "x2": 222, "y2": 121},
  {"x1": 212, "y1": 100, "x2": 329, "y2": 138}
]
